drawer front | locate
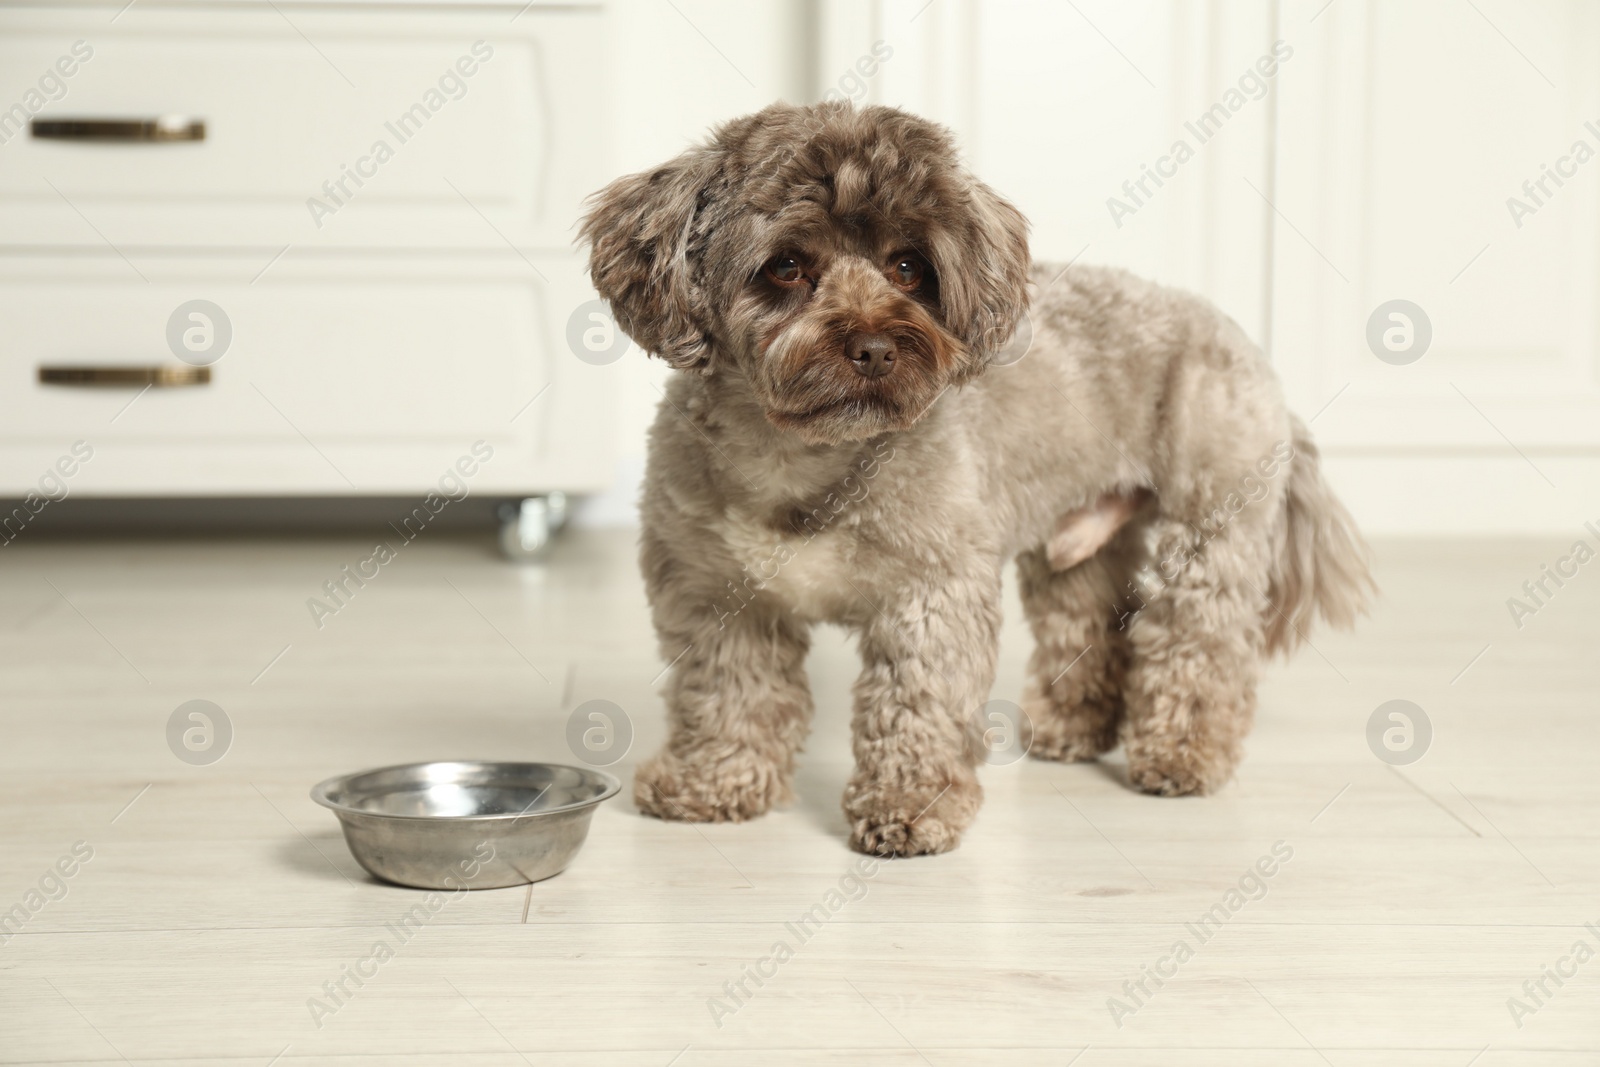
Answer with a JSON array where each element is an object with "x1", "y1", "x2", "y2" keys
[
  {"x1": 0, "y1": 252, "x2": 611, "y2": 495},
  {"x1": 0, "y1": 4, "x2": 604, "y2": 249}
]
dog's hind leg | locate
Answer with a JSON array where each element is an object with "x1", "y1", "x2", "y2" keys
[
  {"x1": 1119, "y1": 517, "x2": 1271, "y2": 796},
  {"x1": 1018, "y1": 532, "x2": 1135, "y2": 764}
]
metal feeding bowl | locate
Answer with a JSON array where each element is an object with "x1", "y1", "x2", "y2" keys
[{"x1": 311, "y1": 761, "x2": 620, "y2": 890}]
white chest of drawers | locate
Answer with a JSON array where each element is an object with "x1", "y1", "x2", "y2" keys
[{"x1": 0, "y1": 0, "x2": 616, "y2": 545}]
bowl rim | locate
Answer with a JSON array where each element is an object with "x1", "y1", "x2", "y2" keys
[{"x1": 309, "y1": 760, "x2": 622, "y2": 822}]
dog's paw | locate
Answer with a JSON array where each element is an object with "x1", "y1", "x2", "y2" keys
[
  {"x1": 1028, "y1": 730, "x2": 1115, "y2": 764},
  {"x1": 842, "y1": 771, "x2": 981, "y2": 857},
  {"x1": 1024, "y1": 694, "x2": 1120, "y2": 764},
  {"x1": 632, "y1": 748, "x2": 789, "y2": 823},
  {"x1": 1124, "y1": 741, "x2": 1236, "y2": 797}
]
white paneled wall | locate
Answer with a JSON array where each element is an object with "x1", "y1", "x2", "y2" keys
[{"x1": 1273, "y1": 0, "x2": 1600, "y2": 534}]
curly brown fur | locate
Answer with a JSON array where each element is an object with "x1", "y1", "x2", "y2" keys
[
  {"x1": 1016, "y1": 526, "x2": 1140, "y2": 764},
  {"x1": 580, "y1": 101, "x2": 1373, "y2": 856}
]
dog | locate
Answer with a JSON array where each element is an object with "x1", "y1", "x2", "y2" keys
[{"x1": 579, "y1": 101, "x2": 1373, "y2": 856}]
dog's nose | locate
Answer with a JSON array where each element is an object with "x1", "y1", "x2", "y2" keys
[{"x1": 846, "y1": 332, "x2": 896, "y2": 378}]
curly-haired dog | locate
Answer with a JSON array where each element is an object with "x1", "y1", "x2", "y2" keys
[{"x1": 580, "y1": 101, "x2": 1373, "y2": 856}]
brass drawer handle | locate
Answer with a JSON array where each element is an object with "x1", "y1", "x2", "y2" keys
[
  {"x1": 31, "y1": 116, "x2": 206, "y2": 143},
  {"x1": 39, "y1": 365, "x2": 211, "y2": 387}
]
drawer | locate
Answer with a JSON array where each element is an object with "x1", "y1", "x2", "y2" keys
[
  {"x1": 0, "y1": 251, "x2": 613, "y2": 495},
  {"x1": 0, "y1": 3, "x2": 605, "y2": 249}
]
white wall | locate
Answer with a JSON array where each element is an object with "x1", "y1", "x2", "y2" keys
[{"x1": 1271, "y1": 0, "x2": 1600, "y2": 536}]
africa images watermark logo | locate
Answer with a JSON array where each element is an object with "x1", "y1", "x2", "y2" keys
[
  {"x1": 1, "y1": 440, "x2": 93, "y2": 549},
  {"x1": 1116, "y1": 440, "x2": 1294, "y2": 631},
  {"x1": 0, "y1": 841, "x2": 95, "y2": 947},
  {"x1": 1366, "y1": 699, "x2": 1430, "y2": 765},
  {"x1": 705, "y1": 854, "x2": 884, "y2": 1028},
  {"x1": 306, "y1": 41, "x2": 494, "y2": 229},
  {"x1": 1506, "y1": 919, "x2": 1600, "y2": 1029},
  {"x1": 305, "y1": 442, "x2": 493, "y2": 629},
  {"x1": 565, "y1": 699, "x2": 632, "y2": 768},
  {"x1": 1505, "y1": 520, "x2": 1600, "y2": 630},
  {"x1": 0, "y1": 40, "x2": 94, "y2": 146},
  {"x1": 306, "y1": 841, "x2": 497, "y2": 1029},
  {"x1": 710, "y1": 440, "x2": 896, "y2": 630},
  {"x1": 1106, "y1": 840, "x2": 1294, "y2": 1027},
  {"x1": 1107, "y1": 40, "x2": 1292, "y2": 228},
  {"x1": 1504, "y1": 118, "x2": 1600, "y2": 230},
  {"x1": 166, "y1": 699, "x2": 233, "y2": 766},
  {"x1": 167, "y1": 300, "x2": 232, "y2": 366},
  {"x1": 1366, "y1": 299, "x2": 1431, "y2": 365}
]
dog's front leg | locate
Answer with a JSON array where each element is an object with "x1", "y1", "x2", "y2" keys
[
  {"x1": 633, "y1": 590, "x2": 814, "y2": 824},
  {"x1": 843, "y1": 571, "x2": 1002, "y2": 856}
]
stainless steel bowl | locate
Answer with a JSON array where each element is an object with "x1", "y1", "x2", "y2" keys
[{"x1": 310, "y1": 761, "x2": 620, "y2": 890}]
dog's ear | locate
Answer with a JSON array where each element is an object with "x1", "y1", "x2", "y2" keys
[
  {"x1": 932, "y1": 179, "x2": 1031, "y2": 367},
  {"x1": 579, "y1": 149, "x2": 719, "y2": 371}
]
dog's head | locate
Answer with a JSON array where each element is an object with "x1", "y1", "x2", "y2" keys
[{"x1": 579, "y1": 102, "x2": 1030, "y2": 445}]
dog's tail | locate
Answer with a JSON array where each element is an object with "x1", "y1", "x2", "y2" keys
[{"x1": 1263, "y1": 415, "x2": 1375, "y2": 655}]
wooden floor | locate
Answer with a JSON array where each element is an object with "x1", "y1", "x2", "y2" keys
[{"x1": 2, "y1": 529, "x2": 1597, "y2": 1065}]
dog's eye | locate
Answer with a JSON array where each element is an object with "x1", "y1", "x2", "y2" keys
[
  {"x1": 890, "y1": 255, "x2": 925, "y2": 290},
  {"x1": 764, "y1": 254, "x2": 806, "y2": 286}
]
